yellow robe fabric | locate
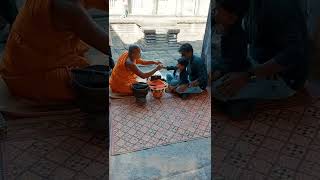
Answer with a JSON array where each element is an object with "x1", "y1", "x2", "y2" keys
[{"x1": 0, "y1": 0, "x2": 107, "y2": 102}]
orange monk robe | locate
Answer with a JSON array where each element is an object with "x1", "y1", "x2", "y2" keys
[
  {"x1": 0, "y1": 0, "x2": 108, "y2": 102},
  {"x1": 109, "y1": 51, "x2": 150, "y2": 95}
]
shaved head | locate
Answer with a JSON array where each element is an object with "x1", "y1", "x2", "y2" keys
[
  {"x1": 128, "y1": 44, "x2": 141, "y2": 60},
  {"x1": 128, "y1": 44, "x2": 141, "y2": 56}
]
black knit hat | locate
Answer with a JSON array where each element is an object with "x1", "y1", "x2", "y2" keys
[
  {"x1": 216, "y1": 0, "x2": 250, "y2": 18},
  {"x1": 177, "y1": 57, "x2": 189, "y2": 67}
]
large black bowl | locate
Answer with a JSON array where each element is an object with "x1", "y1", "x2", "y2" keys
[
  {"x1": 71, "y1": 65, "x2": 109, "y2": 113},
  {"x1": 132, "y1": 82, "x2": 149, "y2": 97},
  {"x1": 132, "y1": 82, "x2": 149, "y2": 90}
]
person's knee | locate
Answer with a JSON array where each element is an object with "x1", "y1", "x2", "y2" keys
[
  {"x1": 166, "y1": 74, "x2": 176, "y2": 84},
  {"x1": 170, "y1": 80, "x2": 179, "y2": 86},
  {"x1": 166, "y1": 74, "x2": 173, "y2": 80}
]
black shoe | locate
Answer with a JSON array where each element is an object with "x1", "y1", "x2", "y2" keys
[{"x1": 179, "y1": 93, "x2": 188, "y2": 100}]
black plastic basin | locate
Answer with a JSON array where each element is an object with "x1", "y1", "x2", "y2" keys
[{"x1": 71, "y1": 65, "x2": 109, "y2": 113}]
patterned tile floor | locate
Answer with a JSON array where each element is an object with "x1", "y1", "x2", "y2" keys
[
  {"x1": 213, "y1": 83, "x2": 320, "y2": 180},
  {"x1": 110, "y1": 92, "x2": 211, "y2": 155},
  {"x1": 1, "y1": 108, "x2": 109, "y2": 180},
  {"x1": 109, "y1": 19, "x2": 210, "y2": 155}
]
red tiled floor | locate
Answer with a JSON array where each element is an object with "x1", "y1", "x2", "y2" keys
[
  {"x1": 295, "y1": 173, "x2": 319, "y2": 180},
  {"x1": 239, "y1": 169, "x2": 267, "y2": 180},
  {"x1": 0, "y1": 112, "x2": 109, "y2": 180},
  {"x1": 82, "y1": 161, "x2": 107, "y2": 179},
  {"x1": 17, "y1": 171, "x2": 44, "y2": 180},
  {"x1": 233, "y1": 140, "x2": 258, "y2": 155},
  {"x1": 214, "y1": 93, "x2": 320, "y2": 180},
  {"x1": 254, "y1": 147, "x2": 279, "y2": 164},
  {"x1": 49, "y1": 167, "x2": 77, "y2": 180},
  {"x1": 269, "y1": 165, "x2": 295, "y2": 180},
  {"x1": 277, "y1": 155, "x2": 301, "y2": 170},
  {"x1": 247, "y1": 157, "x2": 273, "y2": 175},
  {"x1": 46, "y1": 148, "x2": 73, "y2": 164},
  {"x1": 299, "y1": 160, "x2": 320, "y2": 178},
  {"x1": 29, "y1": 158, "x2": 59, "y2": 177},
  {"x1": 110, "y1": 92, "x2": 211, "y2": 155},
  {"x1": 217, "y1": 162, "x2": 245, "y2": 179},
  {"x1": 262, "y1": 137, "x2": 286, "y2": 152}
]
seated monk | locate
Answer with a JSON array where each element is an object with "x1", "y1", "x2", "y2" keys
[
  {"x1": 0, "y1": 0, "x2": 110, "y2": 102},
  {"x1": 109, "y1": 45, "x2": 163, "y2": 95}
]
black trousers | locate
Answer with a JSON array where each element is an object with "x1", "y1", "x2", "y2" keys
[{"x1": 0, "y1": 0, "x2": 18, "y2": 25}]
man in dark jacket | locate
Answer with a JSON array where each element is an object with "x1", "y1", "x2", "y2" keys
[
  {"x1": 212, "y1": 0, "x2": 251, "y2": 80},
  {"x1": 212, "y1": 0, "x2": 309, "y2": 118}
]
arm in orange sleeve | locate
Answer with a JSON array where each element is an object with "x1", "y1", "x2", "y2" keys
[
  {"x1": 136, "y1": 59, "x2": 161, "y2": 65},
  {"x1": 52, "y1": 0, "x2": 110, "y2": 55}
]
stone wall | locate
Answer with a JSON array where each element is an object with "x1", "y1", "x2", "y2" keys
[{"x1": 201, "y1": 4, "x2": 211, "y2": 82}]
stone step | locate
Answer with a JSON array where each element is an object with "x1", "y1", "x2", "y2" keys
[
  {"x1": 145, "y1": 39, "x2": 157, "y2": 41},
  {"x1": 145, "y1": 36, "x2": 156, "y2": 38},
  {"x1": 139, "y1": 27, "x2": 180, "y2": 48},
  {"x1": 156, "y1": 38, "x2": 168, "y2": 41},
  {"x1": 168, "y1": 36, "x2": 179, "y2": 39},
  {"x1": 155, "y1": 38, "x2": 167, "y2": 41},
  {"x1": 156, "y1": 34, "x2": 167, "y2": 37}
]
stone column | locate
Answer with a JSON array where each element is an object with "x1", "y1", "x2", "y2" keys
[
  {"x1": 176, "y1": 0, "x2": 183, "y2": 17},
  {"x1": 143, "y1": 29, "x2": 156, "y2": 46},
  {"x1": 128, "y1": 0, "x2": 132, "y2": 14},
  {"x1": 167, "y1": 29, "x2": 180, "y2": 47},
  {"x1": 152, "y1": 0, "x2": 159, "y2": 15},
  {"x1": 201, "y1": 3, "x2": 211, "y2": 82},
  {"x1": 195, "y1": 0, "x2": 200, "y2": 16}
]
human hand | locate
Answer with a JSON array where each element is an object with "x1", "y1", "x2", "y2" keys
[
  {"x1": 154, "y1": 61, "x2": 162, "y2": 65},
  {"x1": 156, "y1": 64, "x2": 164, "y2": 70},
  {"x1": 217, "y1": 72, "x2": 249, "y2": 97}
]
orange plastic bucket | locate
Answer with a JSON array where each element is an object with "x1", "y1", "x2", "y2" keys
[{"x1": 148, "y1": 79, "x2": 167, "y2": 99}]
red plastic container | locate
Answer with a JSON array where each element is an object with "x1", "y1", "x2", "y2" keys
[{"x1": 148, "y1": 79, "x2": 167, "y2": 99}]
